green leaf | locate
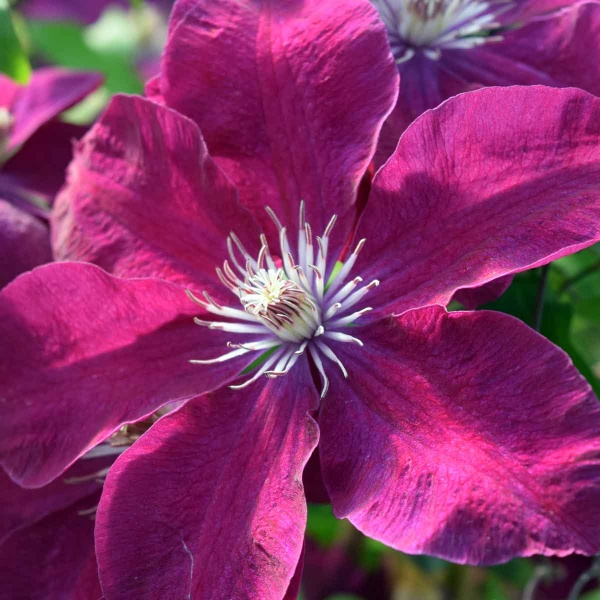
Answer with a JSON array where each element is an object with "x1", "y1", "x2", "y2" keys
[
  {"x1": 357, "y1": 536, "x2": 387, "y2": 572},
  {"x1": 541, "y1": 302, "x2": 600, "y2": 398},
  {"x1": 490, "y1": 558, "x2": 534, "y2": 587},
  {"x1": 483, "y1": 574, "x2": 509, "y2": 600},
  {"x1": 483, "y1": 270, "x2": 600, "y2": 398},
  {"x1": 27, "y1": 20, "x2": 143, "y2": 95},
  {"x1": 0, "y1": 7, "x2": 30, "y2": 82},
  {"x1": 575, "y1": 298, "x2": 600, "y2": 326},
  {"x1": 306, "y1": 504, "x2": 345, "y2": 547}
]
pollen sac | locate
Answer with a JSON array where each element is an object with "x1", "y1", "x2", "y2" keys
[{"x1": 240, "y1": 268, "x2": 320, "y2": 343}]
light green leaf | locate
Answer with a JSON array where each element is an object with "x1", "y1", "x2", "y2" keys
[
  {"x1": 0, "y1": 7, "x2": 30, "y2": 82},
  {"x1": 27, "y1": 20, "x2": 143, "y2": 95}
]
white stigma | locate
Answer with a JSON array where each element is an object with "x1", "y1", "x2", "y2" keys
[
  {"x1": 372, "y1": 0, "x2": 511, "y2": 62},
  {"x1": 187, "y1": 203, "x2": 378, "y2": 397}
]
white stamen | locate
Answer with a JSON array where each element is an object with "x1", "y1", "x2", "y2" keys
[
  {"x1": 309, "y1": 347, "x2": 330, "y2": 398},
  {"x1": 315, "y1": 340, "x2": 349, "y2": 378},
  {"x1": 372, "y1": 0, "x2": 512, "y2": 62},
  {"x1": 188, "y1": 204, "x2": 377, "y2": 396},
  {"x1": 229, "y1": 347, "x2": 287, "y2": 390},
  {"x1": 189, "y1": 347, "x2": 250, "y2": 365},
  {"x1": 193, "y1": 318, "x2": 266, "y2": 334}
]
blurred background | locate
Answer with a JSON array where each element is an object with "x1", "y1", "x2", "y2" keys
[{"x1": 1, "y1": 1, "x2": 599, "y2": 598}]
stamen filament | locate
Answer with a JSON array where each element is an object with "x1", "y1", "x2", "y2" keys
[{"x1": 189, "y1": 206, "x2": 375, "y2": 396}]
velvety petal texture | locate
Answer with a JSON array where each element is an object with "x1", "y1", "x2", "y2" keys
[
  {"x1": 160, "y1": 0, "x2": 398, "y2": 237},
  {"x1": 320, "y1": 307, "x2": 600, "y2": 564},
  {"x1": 0, "y1": 455, "x2": 109, "y2": 543},
  {"x1": 53, "y1": 95, "x2": 260, "y2": 293},
  {"x1": 97, "y1": 363, "x2": 319, "y2": 599},
  {"x1": 3, "y1": 121, "x2": 88, "y2": 198},
  {"x1": 0, "y1": 199, "x2": 51, "y2": 288},
  {"x1": 453, "y1": 275, "x2": 514, "y2": 310},
  {"x1": 509, "y1": 0, "x2": 587, "y2": 20},
  {"x1": 493, "y1": 3, "x2": 600, "y2": 92},
  {"x1": 0, "y1": 74, "x2": 18, "y2": 108},
  {"x1": 359, "y1": 86, "x2": 600, "y2": 317},
  {"x1": 441, "y1": 3, "x2": 600, "y2": 96},
  {"x1": 7, "y1": 68, "x2": 102, "y2": 151},
  {"x1": 0, "y1": 454, "x2": 114, "y2": 598},
  {"x1": 0, "y1": 495, "x2": 102, "y2": 599},
  {"x1": 0, "y1": 262, "x2": 251, "y2": 487}
]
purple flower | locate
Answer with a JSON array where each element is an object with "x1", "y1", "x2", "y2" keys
[
  {"x1": 369, "y1": 0, "x2": 600, "y2": 164},
  {"x1": 0, "y1": 68, "x2": 101, "y2": 287},
  {"x1": 18, "y1": 0, "x2": 174, "y2": 25},
  {"x1": 2, "y1": 0, "x2": 600, "y2": 597}
]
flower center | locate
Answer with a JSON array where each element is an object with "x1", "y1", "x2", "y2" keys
[
  {"x1": 187, "y1": 203, "x2": 379, "y2": 396},
  {"x1": 240, "y1": 268, "x2": 320, "y2": 343},
  {"x1": 372, "y1": 0, "x2": 510, "y2": 62}
]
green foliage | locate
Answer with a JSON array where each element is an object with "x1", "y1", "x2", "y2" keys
[
  {"x1": 483, "y1": 246, "x2": 600, "y2": 397},
  {"x1": 27, "y1": 19, "x2": 143, "y2": 95},
  {"x1": 306, "y1": 504, "x2": 345, "y2": 548},
  {"x1": 0, "y1": 5, "x2": 30, "y2": 82}
]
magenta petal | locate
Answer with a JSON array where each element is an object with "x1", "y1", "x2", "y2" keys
[
  {"x1": 510, "y1": 0, "x2": 584, "y2": 20},
  {"x1": 375, "y1": 57, "x2": 444, "y2": 167},
  {"x1": 160, "y1": 0, "x2": 398, "y2": 235},
  {"x1": 0, "y1": 199, "x2": 51, "y2": 288},
  {"x1": 283, "y1": 543, "x2": 305, "y2": 600},
  {"x1": 0, "y1": 493, "x2": 101, "y2": 600},
  {"x1": 0, "y1": 262, "x2": 251, "y2": 488},
  {"x1": 19, "y1": 0, "x2": 128, "y2": 24},
  {"x1": 8, "y1": 68, "x2": 102, "y2": 151},
  {"x1": 320, "y1": 307, "x2": 600, "y2": 564},
  {"x1": 452, "y1": 275, "x2": 514, "y2": 309},
  {"x1": 360, "y1": 86, "x2": 600, "y2": 317},
  {"x1": 96, "y1": 364, "x2": 319, "y2": 599},
  {"x1": 440, "y1": 3, "x2": 600, "y2": 97},
  {"x1": 53, "y1": 94, "x2": 260, "y2": 291},
  {"x1": 0, "y1": 455, "x2": 110, "y2": 543},
  {"x1": 0, "y1": 74, "x2": 18, "y2": 108},
  {"x1": 487, "y1": 3, "x2": 600, "y2": 98},
  {"x1": 3, "y1": 121, "x2": 87, "y2": 199}
]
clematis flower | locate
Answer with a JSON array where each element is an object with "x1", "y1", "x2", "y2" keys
[
  {"x1": 2, "y1": 0, "x2": 600, "y2": 597},
  {"x1": 0, "y1": 67, "x2": 101, "y2": 287},
  {"x1": 369, "y1": 0, "x2": 600, "y2": 164},
  {"x1": 366, "y1": 0, "x2": 600, "y2": 308}
]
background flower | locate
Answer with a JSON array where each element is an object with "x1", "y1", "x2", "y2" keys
[{"x1": 0, "y1": 67, "x2": 101, "y2": 287}]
